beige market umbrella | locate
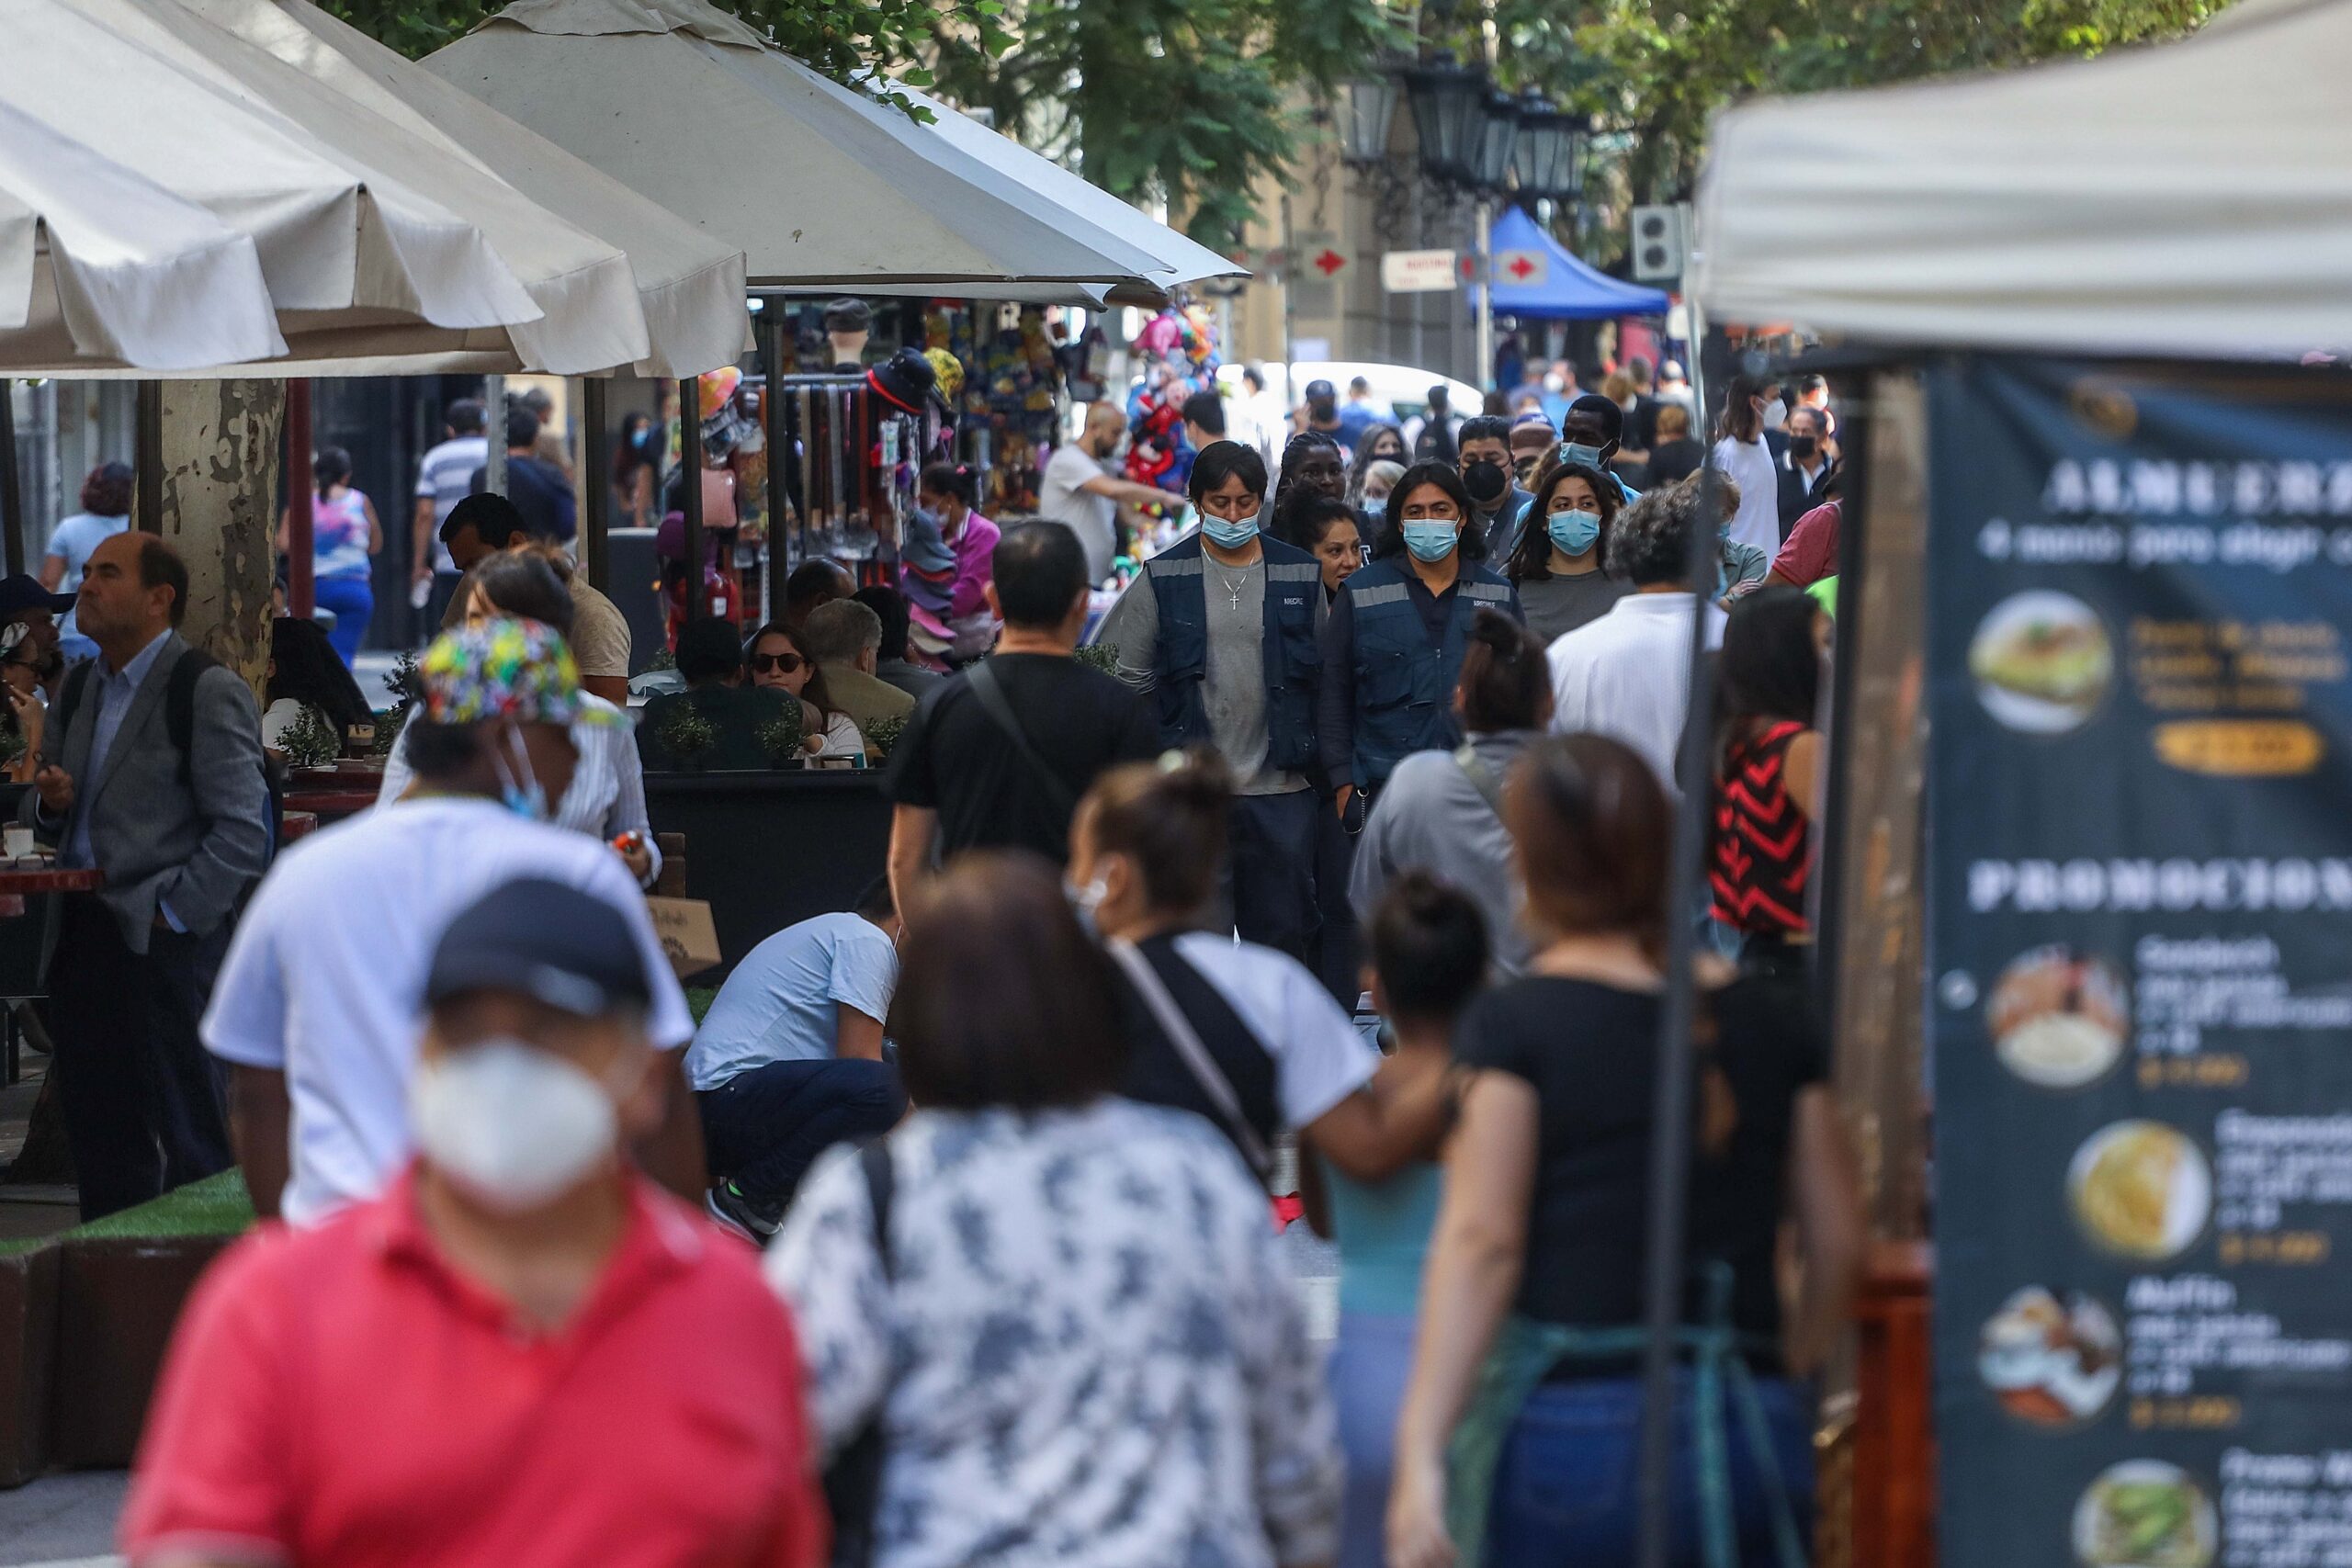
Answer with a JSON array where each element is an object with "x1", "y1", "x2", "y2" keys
[
  {"x1": 425, "y1": 0, "x2": 1245, "y2": 300},
  {"x1": 183, "y1": 0, "x2": 749, "y2": 377},
  {"x1": 2, "y1": 0, "x2": 653, "y2": 375}
]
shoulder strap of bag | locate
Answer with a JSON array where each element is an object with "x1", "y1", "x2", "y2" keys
[
  {"x1": 1104, "y1": 936, "x2": 1275, "y2": 1183},
  {"x1": 825, "y1": 1137, "x2": 899, "y2": 1568},
  {"x1": 965, "y1": 659, "x2": 1076, "y2": 818},
  {"x1": 1453, "y1": 743, "x2": 1507, "y2": 821},
  {"x1": 859, "y1": 1137, "x2": 896, "y2": 1280},
  {"x1": 164, "y1": 648, "x2": 214, "y2": 784},
  {"x1": 51, "y1": 660, "x2": 93, "y2": 752}
]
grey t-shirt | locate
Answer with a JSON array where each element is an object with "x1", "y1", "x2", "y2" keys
[
  {"x1": 1518, "y1": 569, "x2": 1634, "y2": 649},
  {"x1": 1092, "y1": 556, "x2": 1312, "y2": 795}
]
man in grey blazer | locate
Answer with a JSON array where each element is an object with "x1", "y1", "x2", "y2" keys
[{"x1": 26, "y1": 533, "x2": 268, "y2": 1219}]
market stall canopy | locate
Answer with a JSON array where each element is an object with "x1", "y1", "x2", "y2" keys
[
  {"x1": 181, "y1": 0, "x2": 749, "y2": 377},
  {"x1": 1691, "y1": 0, "x2": 2352, "y2": 359},
  {"x1": 2, "y1": 0, "x2": 653, "y2": 376},
  {"x1": 424, "y1": 0, "x2": 1247, "y2": 301},
  {"x1": 1479, "y1": 207, "x2": 1671, "y2": 321}
]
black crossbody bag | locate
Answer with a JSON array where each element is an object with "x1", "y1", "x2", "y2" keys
[{"x1": 822, "y1": 1139, "x2": 897, "y2": 1568}]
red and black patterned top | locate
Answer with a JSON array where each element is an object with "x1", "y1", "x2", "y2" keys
[{"x1": 1711, "y1": 719, "x2": 1813, "y2": 936}]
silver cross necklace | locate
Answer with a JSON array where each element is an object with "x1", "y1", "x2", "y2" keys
[{"x1": 1213, "y1": 558, "x2": 1258, "y2": 608}]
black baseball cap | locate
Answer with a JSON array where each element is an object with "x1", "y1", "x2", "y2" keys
[
  {"x1": 1305, "y1": 378, "x2": 1337, "y2": 403},
  {"x1": 426, "y1": 878, "x2": 650, "y2": 1018},
  {"x1": 0, "y1": 575, "x2": 74, "y2": 620}
]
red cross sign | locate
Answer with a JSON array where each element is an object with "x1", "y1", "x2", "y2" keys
[
  {"x1": 1311, "y1": 248, "x2": 1347, "y2": 277},
  {"x1": 1495, "y1": 249, "x2": 1548, "y2": 287}
]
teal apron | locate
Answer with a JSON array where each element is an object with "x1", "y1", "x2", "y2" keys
[{"x1": 1444, "y1": 1264, "x2": 1809, "y2": 1568}]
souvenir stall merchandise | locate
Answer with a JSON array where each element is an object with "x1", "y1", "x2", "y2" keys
[
  {"x1": 921, "y1": 301, "x2": 1064, "y2": 517},
  {"x1": 1120, "y1": 300, "x2": 1222, "y2": 562}
]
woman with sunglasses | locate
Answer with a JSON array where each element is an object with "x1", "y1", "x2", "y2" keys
[
  {"x1": 0, "y1": 623, "x2": 48, "y2": 783},
  {"x1": 746, "y1": 622, "x2": 865, "y2": 763}
]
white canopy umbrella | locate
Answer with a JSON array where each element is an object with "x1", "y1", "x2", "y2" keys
[
  {"x1": 183, "y1": 0, "x2": 748, "y2": 377},
  {"x1": 425, "y1": 0, "x2": 1245, "y2": 300},
  {"x1": 1691, "y1": 0, "x2": 2352, "y2": 359},
  {"x1": 2, "y1": 0, "x2": 654, "y2": 375}
]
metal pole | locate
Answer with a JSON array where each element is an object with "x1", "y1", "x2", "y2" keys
[
  {"x1": 763, "y1": 317, "x2": 788, "y2": 623},
  {"x1": 581, "y1": 377, "x2": 611, "y2": 593},
  {"x1": 1635, "y1": 455, "x2": 1726, "y2": 1568},
  {"x1": 133, "y1": 382, "x2": 163, "y2": 535},
  {"x1": 286, "y1": 379, "x2": 315, "y2": 620},
  {"x1": 0, "y1": 380, "x2": 23, "y2": 576},
  {"x1": 1280, "y1": 193, "x2": 1298, "y2": 410},
  {"x1": 678, "y1": 376, "x2": 706, "y2": 620},
  {"x1": 1813, "y1": 375, "x2": 1871, "y2": 1019},
  {"x1": 1475, "y1": 197, "x2": 1495, "y2": 391},
  {"x1": 483, "y1": 374, "x2": 508, "y2": 496}
]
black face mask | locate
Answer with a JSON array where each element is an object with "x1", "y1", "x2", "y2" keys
[
  {"x1": 1463, "y1": 458, "x2": 1510, "y2": 504},
  {"x1": 1790, "y1": 435, "x2": 1819, "y2": 461}
]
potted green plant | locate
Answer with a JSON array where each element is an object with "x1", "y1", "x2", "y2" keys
[
  {"x1": 861, "y1": 713, "x2": 907, "y2": 764},
  {"x1": 371, "y1": 649, "x2": 424, "y2": 758},
  {"x1": 660, "y1": 706, "x2": 720, "y2": 771},
  {"x1": 276, "y1": 706, "x2": 342, "y2": 772},
  {"x1": 758, "y1": 704, "x2": 807, "y2": 770}
]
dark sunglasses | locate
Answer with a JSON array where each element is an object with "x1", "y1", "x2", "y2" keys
[{"x1": 751, "y1": 651, "x2": 805, "y2": 675}]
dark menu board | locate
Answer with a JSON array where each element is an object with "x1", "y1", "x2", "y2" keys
[{"x1": 1928, "y1": 358, "x2": 2352, "y2": 1568}]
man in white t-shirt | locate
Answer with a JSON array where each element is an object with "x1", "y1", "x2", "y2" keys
[
  {"x1": 410, "y1": 398, "x2": 490, "y2": 631},
  {"x1": 202, "y1": 618, "x2": 698, "y2": 1226},
  {"x1": 1546, "y1": 483, "x2": 1724, "y2": 794},
  {"x1": 1038, "y1": 402, "x2": 1186, "y2": 586}
]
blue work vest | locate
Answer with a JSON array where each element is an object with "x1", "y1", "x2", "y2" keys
[
  {"x1": 1142, "y1": 531, "x2": 1323, "y2": 772},
  {"x1": 1340, "y1": 557, "x2": 1518, "y2": 788}
]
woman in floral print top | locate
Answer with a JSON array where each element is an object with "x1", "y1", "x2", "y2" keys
[{"x1": 768, "y1": 855, "x2": 1341, "y2": 1568}]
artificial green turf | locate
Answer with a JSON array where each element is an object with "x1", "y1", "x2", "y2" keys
[{"x1": 0, "y1": 1168, "x2": 254, "y2": 1259}]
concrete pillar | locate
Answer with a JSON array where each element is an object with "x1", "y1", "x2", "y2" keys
[{"x1": 157, "y1": 379, "x2": 283, "y2": 697}]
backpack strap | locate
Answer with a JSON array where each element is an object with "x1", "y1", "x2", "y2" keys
[
  {"x1": 1104, "y1": 936, "x2": 1275, "y2": 1183},
  {"x1": 164, "y1": 648, "x2": 217, "y2": 788},
  {"x1": 49, "y1": 660, "x2": 94, "y2": 761},
  {"x1": 1453, "y1": 743, "x2": 1507, "y2": 821},
  {"x1": 823, "y1": 1137, "x2": 899, "y2": 1568},
  {"x1": 965, "y1": 660, "x2": 1077, "y2": 819}
]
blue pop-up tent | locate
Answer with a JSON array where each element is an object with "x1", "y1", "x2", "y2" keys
[{"x1": 1478, "y1": 207, "x2": 1671, "y2": 319}]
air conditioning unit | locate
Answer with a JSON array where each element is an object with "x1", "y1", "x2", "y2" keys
[{"x1": 1630, "y1": 205, "x2": 1687, "y2": 284}]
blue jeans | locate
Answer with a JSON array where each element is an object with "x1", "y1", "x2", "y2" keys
[
  {"x1": 314, "y1": 575, "x2": 373, "y2": 666},
  {"x1": 1330, "y1": 1311, "x2": 1418, "y2": 1568},
  {"x1": 1484, "y1": 1373, "x2": 1815, "y2": 1567},
  {"x1": 695, "y1": 1058, "x2": 904, "y2": 1211}
]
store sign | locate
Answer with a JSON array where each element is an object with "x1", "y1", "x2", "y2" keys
[
  {"x1": 1927, "y1": 356, "x2": 2352, "y2": 1568},
  {"x1": 1381, "y1": 249, "x2": 1459, "y2": 293}
]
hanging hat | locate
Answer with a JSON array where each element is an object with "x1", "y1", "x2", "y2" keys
[
  {"x1": 865, "y1": 346, "x2": 939, "y2": 416},
  {"x1": 823, "y1": 298, "x2": 872, "y2": 335},
  {"x1": 420, "y1": 616, "x2": 582, "y2": 728},
  {"x1": 924, "y1": 347, "x2": 966, "y2": 400}
]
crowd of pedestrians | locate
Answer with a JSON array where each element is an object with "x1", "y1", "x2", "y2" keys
[{"x1": 7, "y1": 362, "x2": 1864, "y2": 1568}]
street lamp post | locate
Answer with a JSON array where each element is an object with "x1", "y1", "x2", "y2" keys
[{"x1": 1468, "y1": 89, "x2": 1521, "y2": 396}]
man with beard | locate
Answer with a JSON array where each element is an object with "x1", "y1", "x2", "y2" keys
[{"x1": 1040, "y1": 402, "x2": 1187, "y2": 586}]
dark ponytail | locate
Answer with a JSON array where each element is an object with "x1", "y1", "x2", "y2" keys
[
  {"x1": 1456, "y1": 607, "x2": 1551, "y2": 733},
  {"x1": 1079, "y1": 748, "x2": 1233, "y2": 916},
  {"x1": 918, "y1": 462, "x2": 979, "y2": 508},
  {"x1": 313, "y1": 446, "x2": 353, "y2": 502}
]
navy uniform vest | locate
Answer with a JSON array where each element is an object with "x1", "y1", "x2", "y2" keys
[
  {"x1": 1340, "y1": 556, "x2": 1518, "y2": 788},
  {"x1": 1142, "y1": 530, "x2": 1322, "y2": 773}
]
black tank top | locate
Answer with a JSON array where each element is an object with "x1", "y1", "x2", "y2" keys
[{"x1": 1114, "y1": 933, "x2": 1282, "y2": 1180}]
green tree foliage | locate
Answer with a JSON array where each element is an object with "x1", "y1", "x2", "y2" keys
[
  {"x1": 1467, "y1": 0, "x2": 2228, "y2": 205},
  {"x1": 929, "y1": 0, "x2": 1404, "y2": 244}
]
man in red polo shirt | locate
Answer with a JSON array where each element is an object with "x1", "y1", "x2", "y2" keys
[{"x1": 123, "y1": 878, "x2": 827, "y2": 1568}]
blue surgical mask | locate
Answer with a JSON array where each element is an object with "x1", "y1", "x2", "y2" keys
[
  {"x1": 1402, "y1": 521, "x2": 1461, "y2": 563},
  {"x1": 1547, "y1": 508, "x2": 1601, "y2": 556},
  {"x1": 1202, "y1": 514, "x2": 1260, "y2": 550},
  {"x1": 1558, "y1": 441, "x2": 1608, "y2": 470},
  {"x1": 1064, "y1": 875, "x2": 1108, "y2": 938},
  {"x1": 492, "y1": 728, "x2": 550, "y2": 823}
]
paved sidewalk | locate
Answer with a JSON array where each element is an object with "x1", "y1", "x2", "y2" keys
[{"x1": 0, "y1": 1470, "x2": 125, "y2": 1566}]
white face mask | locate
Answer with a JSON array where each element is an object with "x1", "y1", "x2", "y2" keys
[
  {"x1": 410, "y1": 1039, "x2": 624, "y2": 1213},
  {"x1": 1758, "y1": 399, "x2": 1788, "y2": 434}
]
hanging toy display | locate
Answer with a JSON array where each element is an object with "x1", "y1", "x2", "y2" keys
[{"x1": 1121, "y1": 299, "x2": 1224, "y2": 531}]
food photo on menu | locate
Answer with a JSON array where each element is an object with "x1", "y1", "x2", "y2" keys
[
  {"x1": 1976, "y1": 1286, "x2": 2122, "y2": 1427},
  {"x1": 1990, "y1": 945, "x2": 2132, "y2": 1089},
  {"x1": 2073, "y1": 1460, "x2": 2219, "y2": 1568},
  {"x1": 2068, "y1": 1121, "x2": 2212, "y2": 1264},
  {"x1": 1970, "y1": 588, "x2": 2118, "y2": 735}
]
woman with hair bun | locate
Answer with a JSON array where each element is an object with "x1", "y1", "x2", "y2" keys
[
  {"x1": 1065, "y1": 749, "x2": 1457, "y2": 1190},
  {"x1": 1350, "y1": 607, "x2": 1551, "y2": 977}
]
